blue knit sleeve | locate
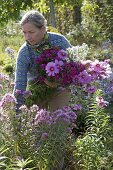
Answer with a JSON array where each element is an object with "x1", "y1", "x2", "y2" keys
[
  {"x1": 61, "y1": 35, "x2": 72, "y2": 49},
  {"x1": 14, "y1": 45, "x2": 30, "y2": 110}
]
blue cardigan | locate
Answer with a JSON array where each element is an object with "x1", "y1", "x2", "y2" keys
[{"x1": 14, "y1": 32, "x2": 71, "y2": 109}]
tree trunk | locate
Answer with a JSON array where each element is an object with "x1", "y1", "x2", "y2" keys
[
  {"x1": 49, "y1": 0, "x2": 56, "y2": 27},
  {"x1": 73, "y1": 4, "x2": 82, "y2": 25}
]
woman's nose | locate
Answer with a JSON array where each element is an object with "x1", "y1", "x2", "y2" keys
[{"x1": 25, "y1": 33, "x2": 31, "y2": 41}]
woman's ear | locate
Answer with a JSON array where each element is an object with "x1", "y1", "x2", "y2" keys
[{"x1": 41, "y1": 26, "x2": 47, "y2": 33}]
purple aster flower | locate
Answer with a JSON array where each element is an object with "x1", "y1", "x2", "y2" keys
[
  {"x1": 86, "y1": 85, "x2": 97, "y2": 94},
  {"x1": 14, "y1": 89, "x2": 24, "y2": 96},
  {"x1": 56, "y1": 112, "x2": 70, "y2": 122},
  {"x1": 41, "y1": 132, "x2": 49, "y2": 140},
  {"x1": 62, "y1": 106, "x2": 72, "y2": 112},
  {"x1": 23, "y1": 90, "x2": 32, "y2": 98},
  {"x1": 72, "y1": 104, "x2": 82, "y2": 111},
  {"x1": 46, "y1": 62, "x2": 60, "y2": 76},
  {"x1": 5, "y1": 47, "x2": 14, "y2": 54},
  {"x1": 34, "y1": 109, "x2": 53, "y2": 125},
  {"x1": 55, "y1": 59, "x2": 64, "y2": 68},
  {"x1": 72, "y1": 75, "x2": 79, "y2": 84},
  {"x1": 57, "y1": 49, "x2": 68, "y2": 60},
  {"x1": 68, "y1": 111, "x2": 77, "y2": 122}
]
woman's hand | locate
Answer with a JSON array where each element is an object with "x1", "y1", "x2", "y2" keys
[{"x1": 44, "y1": 79, "x2": 58, "y2": 88}]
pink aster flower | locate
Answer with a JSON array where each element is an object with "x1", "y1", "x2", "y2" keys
[
  {"x1": 30, "y1": 105, "x2": 39, "y2": 112},
  {"x1": 2, "y1": 93, "x2": 16, "y2": 103},
  {"x1": 96, "y1": 97, "x2": 109, "y2": 107},
  {"x1": 46, "y1": 62, "x2": 60, "y2": 76},
  {"x1": 89, "y1": 60, "x2": 111, "y2": 79},
  {"x1": 78, "y1": 70, "x2": 92, "y2": 85},
  {"x1": 90, "y1": 60, "x2": 103, "y2": 72},
  {"x1": 57, "y1": 49, "x2": 68, "y2": 60},
  {"x1": 0, "y1": 93, "x2": 16, "y2": 109},
  {"x1": 19, "y1": 105, "x2": 28, "y2": 112}
]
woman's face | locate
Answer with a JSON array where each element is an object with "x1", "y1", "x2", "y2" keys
[{"x1": 22, "y1": 22, "x2": 46, "y2": 45}]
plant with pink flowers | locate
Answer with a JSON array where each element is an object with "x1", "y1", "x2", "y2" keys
[
  {"x1": 30, "y1": 105, "x2": 78, "y2": 169},
  {"x1": 0, "y1": 72, "x2": 14, "y2": 100}
]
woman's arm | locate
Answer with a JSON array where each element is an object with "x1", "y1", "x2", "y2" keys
[{"x1": 14, "y1": 47, "x2": 30, "y2": 111}]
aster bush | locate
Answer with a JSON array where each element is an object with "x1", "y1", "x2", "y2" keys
[
  {"x1": 0, "y1": 72, "x2": 14, "y2": 100},
  {"x1": 0, "y1": 95, "x2": 78, "y2": 169}
]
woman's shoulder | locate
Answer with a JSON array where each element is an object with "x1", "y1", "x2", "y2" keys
[
  {"x1": 18, "y1": 42, "x2": 29, "y2": 55},
  {"x1": 48, "y1": 32, "x2": 71, "y2": 49},
  {"x1": 48, "y1": 32, "x2": 65, "y2": 40}
]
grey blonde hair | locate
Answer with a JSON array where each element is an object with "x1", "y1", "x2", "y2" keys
[{"x1": 20, "y1": 10, "x2": 47, "y2": 29}]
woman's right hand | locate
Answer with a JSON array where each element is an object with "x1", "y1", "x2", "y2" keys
[{"x1": 44, "y1": 79, "x2": 58, "y2": 88}]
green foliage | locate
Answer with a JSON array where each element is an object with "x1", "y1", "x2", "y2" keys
[
  {"x1": 34, "y1": 120, "x2": 71, "y2": 169},
  {"x1": 26, "y1": 81, "x2": 57, "y2": 108},
  {"x1": 81, "y1": 0, "x2": 113, "y2": 42},
  {"x1": 73, "y1": 134, "x2": 113, "y2": 170},
  {"x1": 0, "y1": 59, "x2": 4, "y2": 66},
  {"x1": 0, "y1": 144, "x2": 35, "y2": 169},
  {"x1": 3, "y1": 65, "x2": 14, "y2": 74},
  {"x1": 73, "y1": 90, "x2": 113, "y2": 170},
  {"x1": 0, "y1": 0, "x2": 33, "y2": 25}
]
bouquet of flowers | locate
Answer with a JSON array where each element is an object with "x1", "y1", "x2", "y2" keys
[
  {"x1": 26, "y1": 46, "x2": 112, "y2": 108},
  {"x1": 34, "y1": 46, "x2": 86, "y2": 86}
]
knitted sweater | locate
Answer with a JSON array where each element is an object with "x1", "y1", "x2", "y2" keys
[{"x1": 14, "y1": 32, "x2": 71, "y2": 109}]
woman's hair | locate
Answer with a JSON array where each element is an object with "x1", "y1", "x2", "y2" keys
[{"x1": 20, "y1": 10, "x2": 47, "y2": 29}]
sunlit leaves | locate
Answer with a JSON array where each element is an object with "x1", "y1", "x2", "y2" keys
[{"x1": 0, "y1": 0, "x2": 33, "y2": 24}]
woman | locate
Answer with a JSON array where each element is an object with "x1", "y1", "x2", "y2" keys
[{"x1": 14, "y1": 10, "x2": 72, "y2": 111}]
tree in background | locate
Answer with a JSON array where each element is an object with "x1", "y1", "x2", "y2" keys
[
  {"x1": 0, "y1": 0, "x2": 83, "y2": 31},
  {"x1": 81, "y1": 0, "x2": 113, "y2": 42},
  {"x1": 1, "y1": 0, "x2": 113, "y2": 44},
  {"x1": 0, "y1": 0, "x2": 33, "y2": 24}
]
